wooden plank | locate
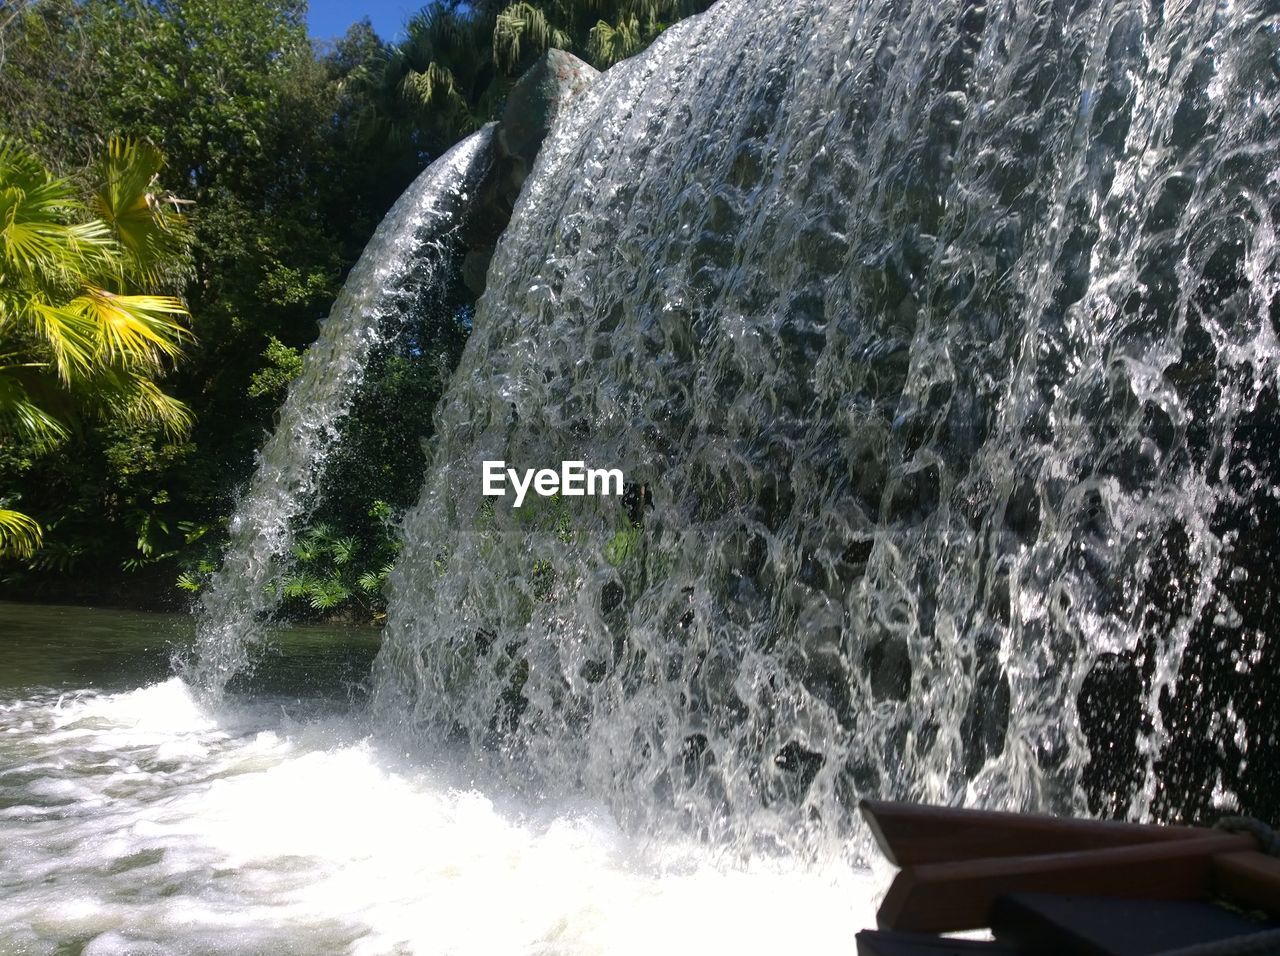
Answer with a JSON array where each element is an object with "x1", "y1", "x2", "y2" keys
[
  {"x1": 1214, "y1": 851, "x2": 1280, "y2": 918},
  {"x1": 859, "y1": 799, "x2": 1214, "y2": 867},
  {"x1": 876, "y1": 833, "x2": 1256, "y2": 934},
  {"x1": 856, "y1": 930, "x2": 1018, "y2": 956},
  {"x1": 989, "y1": 893, "x2": 1276, "y2": 956}
]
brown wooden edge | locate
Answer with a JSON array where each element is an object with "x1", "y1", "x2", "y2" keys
[
  {"x1": 875, "y1": 832, "x2": 1256, "y2": 934},
  {"x1": 1213, "y1": 850, "x2": 1280, "y2": 918},
  {"x1": 859, "y1": 799, "x2": 1214, "y2": 867}
]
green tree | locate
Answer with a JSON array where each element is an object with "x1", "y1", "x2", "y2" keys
[
  {"x1": 344, "y1": 4, "x2": 496, "y2": 160},
  {"x1": 0, "y1": 0, "x2": 713, "y2": 614},
  {"x1": 0, "y1": 137, "x2": 191, "y2": 557},
  {"x1": 468, "y1": 0, "x2": 716, "y2": 73},
  {"x1": 0, "y1": 1, "x2": 399, "y2": 595},
  {"x1": 346, "y1": 0, "x2": 716, "y2": 163}
]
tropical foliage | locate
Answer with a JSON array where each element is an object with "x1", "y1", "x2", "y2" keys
[
  {"x1": 0, "y1": 137, "x2": 191, "y2": 558},
  {"x1": 344, "y1": 0, "x2": 715, "y2": 159},
  {"x1": 0, "y1": 0, "x2": 706, "y2": 616}
]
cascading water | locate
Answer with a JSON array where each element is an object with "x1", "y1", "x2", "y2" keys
[
  {"x1": 372, "y1": 0, "x2": 1280, "y2": 859},
  {"x1": 187, "y1": 127, "x2": 496, "y2": 694},
  {"x1": 6, "y1": 3, "x2": 1280, "y2": 951}
]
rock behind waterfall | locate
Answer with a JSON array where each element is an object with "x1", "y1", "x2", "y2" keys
[
  {"x1": 463, "y1": 50, "x2": 601, "y2": 296},
  {"x1": 498, "y1": 49, "x2": 600, "y2": 185}
]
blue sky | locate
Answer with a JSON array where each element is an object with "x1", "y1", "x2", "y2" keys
[{"x1": 307, "y1": 0, "x2": 417, "y2": 42}]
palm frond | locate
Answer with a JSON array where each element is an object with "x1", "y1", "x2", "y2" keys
[
  {"x1": 90, "y1": 137, "x2": 192, "y2": 288},
  {"x1": 308, "y1": 578, "x2": 351, "y2": 610},
  {"x1": 0, "y1": 141, "x2": 112, "y2": 282},
  {"x1": 403, "y1": 61, "x2": 460, "y2": 107},
  {"x1": 27, "y1": 297, "x2": 100, "y2": 382},
  {"x1": 0, "y1": 372, "x2": 71, "y2": 446},
  {"x1": 92, "y1": 371, "x2": 193, "y2": 437},
  {"x1": 69, "y1": 286, "x2": 189, "y2": 369},
  {"x1": 282, "y1": 573, "x2": 318, "y2": 599},
  {"x1": 587, "y1": 15, "x2": 643, "y2": 66},
  {"x1": 329, "y1": 535, "x2": 357, "y2": 565},
  {"x1": 25, "y1": 537, "x2": 82, "y2": 572},
  {"x1": 0, "y1": 508, "x2": 42, "y2": 559},
  {"x1": 405, "y1": 5, "x2": 468, "y2": 57},
  {"x1": 493, "y1": 3, "x2": 571, "y2": 72},
  {"x1": 357, "y1": 561, "x2": 394, "y2": 593},
  {"x1": 120, "y1": 376, "x2": 192, "y2": 436}
]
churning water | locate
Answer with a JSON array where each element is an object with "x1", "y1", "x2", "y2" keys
[
  {"x1": 188, "y1": 128, "x2": 496, "y2": 696},
  {"x1": 0, "y1": 607, "x2": 875, "y2": 954}
]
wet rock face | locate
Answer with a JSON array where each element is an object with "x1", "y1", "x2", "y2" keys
[
  {"x1": 461, "y1": 51, "x2": 600, "y2": 297},
  {"x1": 499, "y1": 50, "x2": 601, "y2": 196}
]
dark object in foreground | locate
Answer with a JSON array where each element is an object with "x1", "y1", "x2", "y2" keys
[{"x1": 857, "y1": 800, "x2": 1280, "y2": 955}]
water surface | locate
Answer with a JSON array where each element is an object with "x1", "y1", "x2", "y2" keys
[{"x1": 0, "y1": 602, "x2": 877, "y2": 954}]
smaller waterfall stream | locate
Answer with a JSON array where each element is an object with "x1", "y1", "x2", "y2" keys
[{"x1": 187, "y1": 128, "x2": 497, "y2": 694}]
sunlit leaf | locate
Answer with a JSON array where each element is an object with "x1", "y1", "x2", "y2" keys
[
  {"x1": 70, "y1": 286, "x2": 189, "y2": 369},
  {"x1": 0, "y1": 508, "x2": 42, "y2": 559},
  {"x1": 493, "y1": 3, "x2": 571, "y2": 71},
  {"x1": 90, "y1": 137, "x2": 192, "y2": 288}
]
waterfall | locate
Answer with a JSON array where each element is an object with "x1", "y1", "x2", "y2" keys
[
  {"x1": 187, "y1": 127, "x2": 497, "y2": 695},
  {"x1": 371, "y1": 0, "x2": 1280, "y2": 859}
]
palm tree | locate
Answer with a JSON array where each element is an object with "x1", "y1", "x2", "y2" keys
[
  {"x1": 488, "y1": 0, "x2": 717, "y2": 72},
  {"x1": 344, "y1": 4, "x2": 496, "y2": 160},
  {"x1": 0, "y1": 137, "x2": 192, "y2": 558},
  {"x1": 343, "y1": 0, "x2": 717, "y2": 164}
]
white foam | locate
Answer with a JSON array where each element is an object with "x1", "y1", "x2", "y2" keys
[{"x1": 0, "y1": 681, "x2": 878, "y2": 953}]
